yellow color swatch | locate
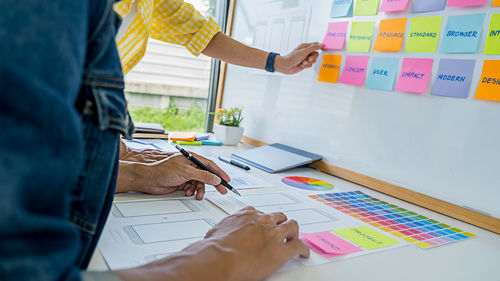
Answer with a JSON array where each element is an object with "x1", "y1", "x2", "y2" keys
[
  {"x1": 374, "y1": 18, "x2": 408, "y2": 52},
  {"x1": 475, "y1": 60, "x2": 500, "y2": 102},
  {"x1": 318, "y1": 54, "x2": 342, "y2": 83}
]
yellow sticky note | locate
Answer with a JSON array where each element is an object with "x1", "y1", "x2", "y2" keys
[
  {"x1": 347, "y1": 21, "x2": 375, "y2": 53},
  {"x1": 333, "y1": 226, "x2": 400, "y2": 250},
  {"x1": 374, "y1": 18, "x2": 408, "y2": 52},
  {"x1": 354, "y1": 0, "x2": 381, "y2": 16},
  {"x1": 318, "y1": 54, "x2": 342, "y2": 83},
  {"x1": 405, "y1": 16, "x2": 443, "y2": 53},
  {"x1": 485, "y1": 14, "x2": 500, "y2": 55},
  {"x1": 475, "y1": 60, "x2": 500, "y2": 102}
]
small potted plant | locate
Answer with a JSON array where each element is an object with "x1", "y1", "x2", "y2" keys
[{"x1": 213, "y1": 107, "x2": 244, "y2": 145}]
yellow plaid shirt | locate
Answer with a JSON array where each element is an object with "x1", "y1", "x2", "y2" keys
[{"x1": 114, "y1": 0, "x2": 221, "y2": 74}]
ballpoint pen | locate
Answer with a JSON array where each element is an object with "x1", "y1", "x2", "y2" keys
[
  {"x1": 218, "y1": 156, "x2": 251, "y2": 171},
  {"x1": 174, "y1": 144, "x2": 241, "y2": 196}
]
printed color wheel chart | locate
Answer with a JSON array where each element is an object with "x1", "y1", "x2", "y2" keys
[{"x1": 281, "y1": 177, "x2": 334, "y2": 191}]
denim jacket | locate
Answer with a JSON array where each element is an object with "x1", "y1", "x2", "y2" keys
[{"x1": 0, "y1": 0, "x2": 133, "y2": 280}]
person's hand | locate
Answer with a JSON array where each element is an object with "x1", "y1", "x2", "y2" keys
[
  {"x1": 117, "y1": 152, "x2": 231, "y2": 199},
  {"x1": 115, "y1": 207, "x2": 309, "y2": 281},
  {"x1": 275, "y1": 42, "x2": 322, "y2": 74},
  {"x1": 119, "y1": 139, "x2": 173, "y2": 163}
]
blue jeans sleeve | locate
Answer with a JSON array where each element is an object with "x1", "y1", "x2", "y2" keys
[{"x1": 0, "y1": 1, "x2": 89, "y2": 280}]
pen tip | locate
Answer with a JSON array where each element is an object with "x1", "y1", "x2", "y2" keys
[{"x1": 232, "y1": 189, "x2": 242, "y2": 196}]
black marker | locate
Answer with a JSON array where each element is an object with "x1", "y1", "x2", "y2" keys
[
  {"x1": 174, "y1": 145, "x2": 241, "y2": 196},
  {"x1": 218, "y1": 156, "x2": 251, "y2": 171}
]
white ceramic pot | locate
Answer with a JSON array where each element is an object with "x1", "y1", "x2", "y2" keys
[{"x1": 213, "y1": 123, "x2": 244, "y2": 145}]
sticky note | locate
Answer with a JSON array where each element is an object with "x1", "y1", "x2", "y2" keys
[
  {"x1": 485, "y1": 14, "x2": 500, "y2": 55},
  {"x1": 405, "y1": 16, "x2": 443, "y2": 53},
  {"x1": 395, "y1": 58, "x2": 434, "y2": 94},
  {"x1": 339, "y1": 55, "x2": 370, "y2": 86},
  {"x1": 412, "y1": 0, "x2": 446, "y2": 13},
  {"x1": 366, "y1": 57, "x2": 399, "y2": 91},
  {"x1": 318, "y1": 54, "x2": 342, "y2": 83},
  {"x1": 379, "y1": 0, "x2": 409, "y2": 12},
  {"x1": 494, "y1": 0, "x2": 500, "y2": 7},
  {"x1": 354, "y1": 0, "x2": 380, "y2": 16},
  {"x1": 301, "y1": 232, "x2": 362, "y2": 255},
  {"x1": 322, "y1": 22, "x2": 349, "y2": 50},
  {"x1": 347, "y1": 21, "x2": 375, "y2": 53},
  {"x1": 373, "y1": 18, "x2": 407, "y2": 52},
  {"x1": 330, "y1": 0, "x2": 353, "y2": 18},
  {"x1": 431, "y1": 59, "x2": 476, "y2": 99},
  {"x1": 475, "y1": 60, "x2": 500, "y2": 102},
  {"x1": 447, "y1": 0, "x2": 487, "y2": 7},
  {"x1": 333, "y1": 226, "x2": 399, "y2": 250},
  {"x1": 441, "y1": 14, "x2": 485, "y2": 54}
]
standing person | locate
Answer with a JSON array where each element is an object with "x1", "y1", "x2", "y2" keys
[{"x1": 0, "y1": 1, "x2": 312, "y2": 281}]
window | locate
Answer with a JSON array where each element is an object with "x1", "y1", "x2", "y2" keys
[{"x1": 125, "y1": 0, "x2": 222, "y2": 132}]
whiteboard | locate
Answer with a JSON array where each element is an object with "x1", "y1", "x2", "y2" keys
[{"x1": 221, "y1": 0, "x2": 500, "y2": 219}]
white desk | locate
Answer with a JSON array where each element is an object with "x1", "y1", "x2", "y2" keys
[{"x1": 89, "y1": 143, "x2": 500, "y2": 281}]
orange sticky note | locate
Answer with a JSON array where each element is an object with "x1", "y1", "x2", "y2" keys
[
  {"x1": 170, "y1": 131, "x2": 196, "y2": 141},
  {"x1": 373, "y1": 18, "x2": 407, "y2": 52},
  {"x1": 318, "y1": 54, "x2": 342, "y2": 83},
  {"x1": 475, "y1": 60, "x2": 500, "y2": 102},
  {"x1": 493, "y1": 0, "x2": 500, "y2": 6}
]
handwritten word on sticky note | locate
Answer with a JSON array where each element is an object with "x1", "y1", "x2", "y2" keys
[
  {"x1": 323, "y1": 22, "x2": 349, "y2": 50},
  {"x1": 405, "y1": 16, "x2": 443, "y2": 52},
  {"x1": 366, "y1": 57, "x2": 399, "y2": 91},
  {"x1": 331, "y1": 0, "x2": 353, "y2": 18},
  {"x1": 485, "y1": 14, "x2": 500, "y2": 55},
  {"x1": 395, "y1": 58, "x2": 434, "y2": 94},
  {"x1": 373, "y1": 18, "x2": 407, "y2": 52},
  {"x1": 333, "y1": 226, "x2": 399, "y2": 250},
  {"x1": 441, "y1": 14, "x2": 485, "y2": 54},
  {"x1": 339, "y1": 56, "x2": 370, "y2": 86},
  {"x1": 475, "y1": 60, "x2": 500, "y2": 102},
  {"x1": 347, "y1": 21, "x2": 375, "y2": 53},
  {"x1": 412, "y1": 0, "x2": 446, "y2": 13},
  {"x1": 318, "y1": 54, "x2": 342, "y2": 83},
  {"x1": 447, "y1": 0, "x2": 486, "y2": 7},
  {"x1": 432, "y1": 59, "x2": 475, "y2": 99},
  {"x1": 302, "y1": 232, "x2": 362, "y2": 255},
  {"x1": 379, "y1": 0, "x2": 409, "y2": 12},
  {"x1": 354, "y1": 0, "x2": 381, "y2": 16}
]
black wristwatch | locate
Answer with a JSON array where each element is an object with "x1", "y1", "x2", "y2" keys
[{"x1": 265, "y1": 52, "x2": 280, "y2": 73}]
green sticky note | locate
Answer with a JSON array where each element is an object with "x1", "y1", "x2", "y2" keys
[
  {"x1": 347, "y1": 21, "x2": 375, "y2": 53},
  {"x1": 333, "y1": 226, "x2": 400, "y2": 250},
  {"x1": 485, "y1": 14, "x2": 500, "y2": 55},
  {"x1": 406, "y1": 16, "x2": 443, "y2": 52},
  {"x1": 354, "y1": 0, "x2": 381, "y2": 16}
]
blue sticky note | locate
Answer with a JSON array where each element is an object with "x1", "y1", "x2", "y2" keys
[
  {"x1": 412, "y1": 0, "x2": 446, "y2": 13},
  {"x1": 331, "y1": 0, "x2": 353, "y2": 18},
  {"x1": 366, "y1": 57, "x2": 399, "y2": 91},
  {"x1": 431, "y1": 59, "x2": 476, "y2": 99},
  {"x1": 441, "y1": 14, "x2": 485, "y2": 54}
]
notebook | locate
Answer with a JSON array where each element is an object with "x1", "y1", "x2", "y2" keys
[{"x1": 231, "y1": 143, "x2": 323, "y2": 173}]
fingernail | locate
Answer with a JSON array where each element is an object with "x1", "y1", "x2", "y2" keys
[{"x1": 213, "y1": 175, "x2": 221, "y2": 184}]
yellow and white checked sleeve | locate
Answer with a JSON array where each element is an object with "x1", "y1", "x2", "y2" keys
[{"x1": 114, "y1": 0, "x2": 221, "y2": 74}]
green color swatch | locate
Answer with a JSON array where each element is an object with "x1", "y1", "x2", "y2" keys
[
  {"x1": 333, "y1": 226, "x2": 399, "y2": 250},
  {"x1": 354, "y1": 0, "x2": 381, "y2": 16},
  {"x1": 347, "y1": 21, "x2": 375, "y2": 53},
  {"x1": 406, "y1": 16, "x2": 443, "y2": 52},
  {"x1": 485, "y1": 14, "x2": 500, "y2": 54}
]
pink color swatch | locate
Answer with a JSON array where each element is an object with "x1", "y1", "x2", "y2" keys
[
  {"x1": 395, "y1": 58, "x2": 434, "y2": 94},
  {"x1": 322, "y1": 21, "x2": 349, "y2": 50},
  {"x1": 339, "y1": 55, "x2": 370, "y2": 86},
  {"x1": 379, "y1": 0, "x2": 409, "y2": 12},
  {"x1": 447, "y1": 0, "x2": 486, "y2": 7},
  {"x1": 301, "y1": 232, "x2": 362, "y2": 255}
]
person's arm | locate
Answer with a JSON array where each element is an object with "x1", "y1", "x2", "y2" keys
[
  {"x1": 202, "y1": 32, "x2": 321, "y2": 75},
  {"x1": 114, "y1": 207, "x2": 310, "y2": 281}
]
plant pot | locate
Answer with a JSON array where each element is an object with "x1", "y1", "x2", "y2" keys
[{"x1": 213, "y1": 123, "x2": 244, "y2": 146}]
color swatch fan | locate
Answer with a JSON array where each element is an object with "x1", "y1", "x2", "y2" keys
[{"x1": 281, "y1": 177, "x2": 334, "y2": 191}]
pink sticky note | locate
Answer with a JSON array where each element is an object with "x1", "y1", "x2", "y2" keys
[
  {"x1": 379, "y1": 0, "x2": 409, "y2": 12},
  {"x1": 447, "y1": 0, "x2": 486, "y2": 7},
  {"x1": 339, "y1": 55, "x2": 370, "y2": 86},
  {"x1": 301, "y1": 232, "x2": 362, "y2": 255},
  {"x1": 395, "y1": 58, "x2": 434, "y2": 94},
  {"x1": 322, "y1": 22, "x2": 349, "y2": 50}
]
